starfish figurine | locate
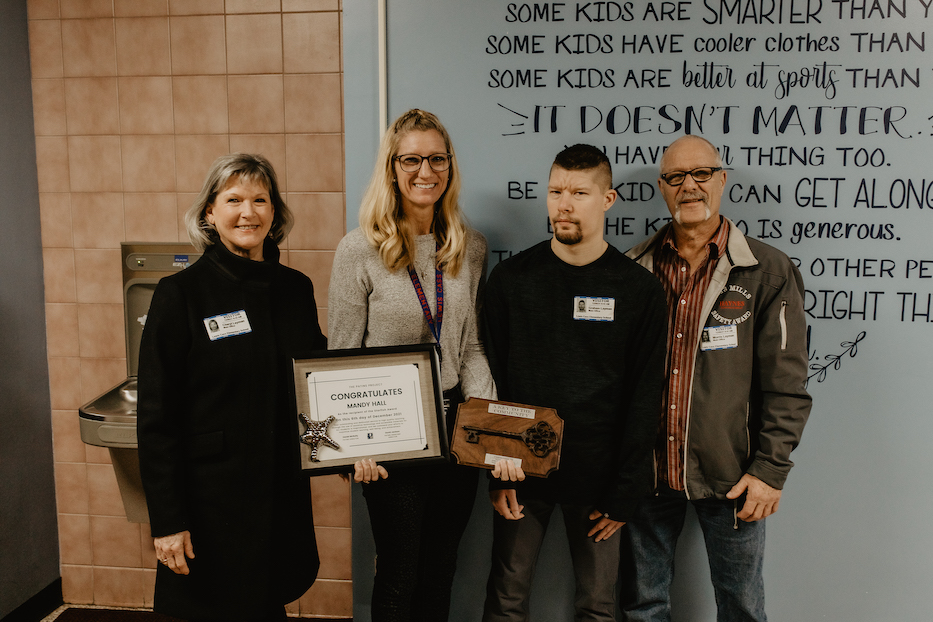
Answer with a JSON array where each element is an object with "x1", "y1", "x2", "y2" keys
[{"x1": 298, "y1": 413, "x2": 341, "y2": 462}]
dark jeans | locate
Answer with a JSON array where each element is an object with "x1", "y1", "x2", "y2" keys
[
  {"x1": 362, "y1": 460, "x2": 478, "y2": 622},
  {"x1": 622, "y1": 491, "x2": 767, "y2": 622},
  {"x1": 483, "y1": 497, "x2": 622, "y2": 622}
]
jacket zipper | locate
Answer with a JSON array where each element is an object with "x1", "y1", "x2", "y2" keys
[{"x1": 779, "y1": 300, "x2": 788, "y2": 351}]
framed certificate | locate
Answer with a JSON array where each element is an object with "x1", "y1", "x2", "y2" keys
[{"x1": 291, "y1": 344, "x2": 447, "y2": 475}]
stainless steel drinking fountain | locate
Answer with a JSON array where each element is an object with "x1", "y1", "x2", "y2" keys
[{"x1": 78, "y1": 243, "x2": 200, "y2": 522}]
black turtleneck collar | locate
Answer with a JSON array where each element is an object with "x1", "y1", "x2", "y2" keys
[{"x1": 204, "y1": 238, "x2": 281, "y2": 284}]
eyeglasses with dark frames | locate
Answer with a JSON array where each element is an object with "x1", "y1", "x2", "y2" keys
[
  {"x1": 660, "y1": 167, "x2": 724, "y2": 187},
  {"x1": 394, "y1": 153, "x2": 452, "y2": 173}
]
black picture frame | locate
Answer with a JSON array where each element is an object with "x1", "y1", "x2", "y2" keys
[{"x1": 290, "y1": 343, "x2": 447, "y2": 476}]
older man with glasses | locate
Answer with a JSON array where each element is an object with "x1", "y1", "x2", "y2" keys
[{"x1": 623, "y1": 135, "x2": 812, "y2": 622}]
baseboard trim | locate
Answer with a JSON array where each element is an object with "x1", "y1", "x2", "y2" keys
[{"x1": 0, "y1": 578, "x2": 63, "y2": 622}]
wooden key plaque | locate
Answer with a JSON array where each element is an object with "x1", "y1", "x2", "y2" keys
[{"x1": 451, "y1": 398, "x2": 563, "y2": 478}]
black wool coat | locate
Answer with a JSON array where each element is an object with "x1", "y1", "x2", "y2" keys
[{"x1": 138, "y1": 239, "x2": 325, "y2": 621}]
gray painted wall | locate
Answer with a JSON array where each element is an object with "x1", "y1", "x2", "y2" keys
[
  {"x1": 0, "y1": 0, "x2": 60, "y2": 617},
  {"x1": 345, "y1": 1, "x2": 933, "y2": 621}
]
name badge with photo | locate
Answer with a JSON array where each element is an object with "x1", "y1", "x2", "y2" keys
[
  {"x1": 700, "y1": 325, "x2": 739, "y2": 351},
  {"x1": 204, "y1": 310, "x2": 252, "y2": 341},
  {"x1": 573, "y1": 296, "x2": 615, "y2": 322}
]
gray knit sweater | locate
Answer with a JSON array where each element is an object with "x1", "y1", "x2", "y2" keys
[{"x1": 327, "y1": 227, "x2": 496, "y2": 401}]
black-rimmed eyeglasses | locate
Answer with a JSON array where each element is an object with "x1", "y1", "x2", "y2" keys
[
  {"x1": 660, "y1": 167, "x2": 723, "y2": 187},
  {"x1": 394, "y1": 153, "x2": 452, "y2": 173}
]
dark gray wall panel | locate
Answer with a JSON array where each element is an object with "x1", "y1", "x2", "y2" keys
[{"x1": 0, "y1": 0, "x2": 60, "y2": 617}]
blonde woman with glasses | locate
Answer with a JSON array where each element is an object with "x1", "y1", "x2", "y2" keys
[{"x1": 329, "y1": 109, "x2": 519, "y2": 621}]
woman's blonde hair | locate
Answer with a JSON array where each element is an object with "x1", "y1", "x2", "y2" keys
[
  {"x1": 184, "y1": 153, "x2": 293, "y2": 252},
  {"x1": 359, "y1": 109, "x2": 468, "y2": 276}
]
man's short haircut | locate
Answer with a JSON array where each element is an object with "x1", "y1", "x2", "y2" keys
[{"x1": 552, "y1": 144, "x2": 612, "y2": 190}]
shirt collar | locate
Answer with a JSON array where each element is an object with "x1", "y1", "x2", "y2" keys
[{"x1": 660, "y1": 216, "x2": 729, "y2": 261}]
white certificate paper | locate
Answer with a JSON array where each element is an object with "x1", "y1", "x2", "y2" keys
[{"x1": 304, "y1": 363, "x2": 428, "y2": 460}]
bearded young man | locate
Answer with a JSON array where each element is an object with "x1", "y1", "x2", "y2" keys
[{"x1": 481, "y1": 144, "x2": 667, "y2": 622}]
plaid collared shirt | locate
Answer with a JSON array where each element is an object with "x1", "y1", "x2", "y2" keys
[{"x1": 653, "y1": 218, "x2": 730, "y2": 490}]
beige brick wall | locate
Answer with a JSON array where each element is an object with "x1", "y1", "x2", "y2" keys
[{"x1": 27, "y1": 0, "x2": 350, "y2": 616}]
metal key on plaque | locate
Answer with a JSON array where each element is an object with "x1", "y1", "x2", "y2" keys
[{"x1": 461, "y1": 420, "x2": 558, "y2": 457}]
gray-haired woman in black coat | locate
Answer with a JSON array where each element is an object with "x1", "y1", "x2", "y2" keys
[{"x1": 138, "y1": 153, "x2": 325, "y2": 621}]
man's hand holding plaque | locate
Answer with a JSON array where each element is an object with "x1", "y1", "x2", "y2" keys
[{"x1": 451, "y1": 398, "x2": 563, "y2": 478}]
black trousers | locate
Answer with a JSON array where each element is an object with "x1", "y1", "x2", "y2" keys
[
  {"x1": 361, "y1": 384, "x2": 476, "y2": 622},
  {"x1": 363, "y1": 461, "x2": 478, "y2": 622}
]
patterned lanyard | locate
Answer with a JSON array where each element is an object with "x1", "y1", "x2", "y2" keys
[{"x1": 408, "y1": 246, "x2": 444, "y2": 359}]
